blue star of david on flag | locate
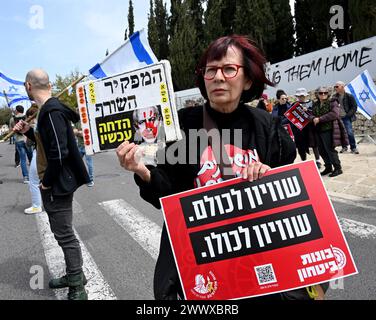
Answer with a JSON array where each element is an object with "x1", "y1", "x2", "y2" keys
[
  {"x1": 359, "y1": 90, "x2": 370, "y2": 103},
  {"x1": 0, "y1": 71, "x2": 31, "y2": 108},
  {"x1": 346, "y1": 70, "x2": 376, "y2": 120}
]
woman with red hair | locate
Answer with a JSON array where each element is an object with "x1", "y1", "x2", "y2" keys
[{"x1": 117, "y1": 35, "x2": 302, "y2": 300}]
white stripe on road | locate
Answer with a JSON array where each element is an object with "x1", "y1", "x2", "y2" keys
[
  {"x1": 339, "y1": 217, "x2": 376, "y2": 239},
  {"x1": 99, "y1": 199, "x2": 162, "y2": 260},
  {"x1": 35, "y1": 211, "x2": 117, "y2": 300},
  {"x1": 331, "y1": 196, "x2": 376, "y2": 211},
  {"x1": 98, "y1": 199, "x2": 376, "y2": 252}
]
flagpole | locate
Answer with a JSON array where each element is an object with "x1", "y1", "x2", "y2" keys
[
  {"x1": 1, "y1": 74, "x2": 87, "y2": 142},
  {"x1": 2, "y1": 90, "x2": 11, "y2": 107}
]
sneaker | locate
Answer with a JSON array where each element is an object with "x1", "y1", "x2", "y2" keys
[
  {"x1": 351, "y1": 148, "x2": 359, "y2": 154},
  {"x1": 339, "y1": 147, "x2": 347, "y2": 153},
  {"x1": 15, "y1": 164, "x2": 20, "y2": 168},
  {"x1": 24, "y1": 206, "x2": 43, "y2": 214},
  {"x1": 87, "y1": 181, "x2": 94, "y2": 187},
  {"x1": 23, "y1": 177, "x2": 29, "y2": 184}
]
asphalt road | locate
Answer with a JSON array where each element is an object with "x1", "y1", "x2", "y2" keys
[{"x1": 0, "y1": 141, "x2": 375, "y2": 300}]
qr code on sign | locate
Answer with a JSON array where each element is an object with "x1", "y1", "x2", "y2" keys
[{"x1": 254, "y1": 264, "x2": 277, "y2": 285}]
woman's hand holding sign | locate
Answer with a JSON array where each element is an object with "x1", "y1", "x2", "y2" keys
[
  {"x1": 116, "y1": 141, "x2": 151, "y2": 183},
  {"x1": 242, "y1": 161, "x2": 271, "y2": 182}
]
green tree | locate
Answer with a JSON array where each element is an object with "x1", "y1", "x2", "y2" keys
[
  {"x1": 169, "y1": 0, "x2": 181, "y2": 38},
  {"x1": 0, "y1": 106, "x2": 12, "y2": 126},
  {"x1": 53, "y1": 69, "x2": 82, "y2": 110},
  {"x1": 295, "y1": 0, "x2": 333, "y2": 55},
  {"x1": 155, "y1": 0, "x2": 169, "y2": 59},
  {"x1": 188, "y1": 0, "x2": 205, "y2": 62},
  {"x1": 169, "y1": 0, "x2": 199, "y2": 90},
  {"x1": 268, "y1": 0, "x2": 294, "y2": 62},
  {"x1": 221, "y1": 0, "x2": 237, "y2": 35},
  {"x1": 234, "y1": 0, "x2": 276, "y2": 60},
  {"x1": 127, "y1": 0, "x2": 135, "y2": 39},
  {"x1": 349, "y1": 0, "x2": 376, "y2": 42},
  {"x1": 148, "y1": 0, "x2": 159, "y2": 57},
  {"x1": 204, "y1": 0, "x2": 225, "y2": 44}
]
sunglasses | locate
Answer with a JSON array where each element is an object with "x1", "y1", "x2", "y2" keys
[{"x1": 319, "y1": 92, "x2": 328, "y2": 95}]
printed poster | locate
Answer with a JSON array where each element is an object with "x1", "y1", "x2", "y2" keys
[
  {"x1": 76, "y1": 60, "x2": 182, "y2": 156},
  {"x1": 284, "y1": 102, "x2": 311, "y2": 131},
  {"x1": 160, "y1": 161, "x2": 358, "y2": 300}
]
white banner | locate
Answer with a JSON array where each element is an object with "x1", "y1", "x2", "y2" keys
[{"x1": 265, "y1": 36, "x2": 376, "y2": 98}]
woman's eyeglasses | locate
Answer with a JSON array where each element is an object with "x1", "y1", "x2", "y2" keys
[
  {"x1": 202, "y1": 64, "x2": 244, "y2": 80},
  {"x1": 318, "y1": 92, "x2": 328, "y2": 95}
]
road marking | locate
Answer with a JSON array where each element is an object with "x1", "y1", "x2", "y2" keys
[
  {"x1": 339, "y1": 217, "x2": 376, "y2": 239},
  {"x1": 35, "y1": 211, "x2": 117, "y2": 300},
  {"x1": 99, "y1": 199, "x2": 161, "y2": 260},
  {"x1": 332, "y1": 196, "x2": 376, "y2": 211}
]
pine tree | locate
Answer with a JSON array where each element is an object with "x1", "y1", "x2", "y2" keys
[
  {"x1": 295, "y1": 0, "x2": 333, "y2": 55},
  {"x1": 169, "y1": 1, "x2": 199, "y2": 90},
  {"x1": 234, "y1": 0, "x2": 276, "y2": 60},
  {"x1": 148, "y1": 0, "x2": 159, "y2": 57},
  {"x1": 188, "y1": 0, "x2": 205, "y2": 62},
  {"x1": 349, "y1": 0, "x2": 376, "y2": 42},
  {"x1": 268, "y1": 0, "x2": 294, "y2": 63},
  {"x1": 169, "y1": 0, "x2": 181, "y2": 38},
  {"x1": 204, "y1": 0, "x2": 225, "y2": 45},
  {"x1": 155, "y1": 0, "x2": 169, "y2": 59},
  {"x1": 127, "y1": 0, "x2": 135, "y2": 39},
  {"x1": 218, "y1": 0, "x2": 237, "y2": 36}
]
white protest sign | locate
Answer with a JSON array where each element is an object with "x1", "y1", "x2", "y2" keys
[
  {"x1": 265, "y1": 36, "x2": 376, "y2": 97},
  {"x1": 76, "y1": 60, "x2": 182, "y2": 155}
]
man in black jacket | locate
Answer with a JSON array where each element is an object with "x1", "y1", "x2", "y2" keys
[
  {"x1": 13, "y1": 69, "x2": 90, "y2": 300},
  {"x1": 333, "y1": 81, "x2": 359, "y2": 154}
]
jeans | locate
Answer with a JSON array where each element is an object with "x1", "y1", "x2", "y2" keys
[
  {"x1": 78, "y1": 146, "x2": 94, "y2": 181},
  {"x1": 41, "y1": 190, "x2": 83, "y2": 276},
  {"x1": 29, "y1": 150, "x2": 42, "y2": 208},
  {"x1": 341, "y1": 116, "x2": 357, "y2": 150},
  {"x1": 15, "y1": 141, "x2": 32, "y2": 178}
]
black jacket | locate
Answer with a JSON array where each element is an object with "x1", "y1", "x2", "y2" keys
[
  {"x1": 334, "y1": 92, "x2": 358, "y2": 120},
  {"x1": 26, "y1": 97, "x2": 90, "y2": 195},
  {"x1": 135, "y1": 103, "x2": 296, "y2": 300}
]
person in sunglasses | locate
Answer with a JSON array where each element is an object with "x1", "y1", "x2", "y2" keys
[
  {"x1": 311, "y1": 86, "x2": 349, "y2": 177},
  {"x1": 333, "y1": 81, "x2": 359, "y2": 154}
]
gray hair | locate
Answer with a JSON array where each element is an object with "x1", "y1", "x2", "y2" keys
[{"x1": 335, "y1": 81, "x2": 346, "y2": 87}]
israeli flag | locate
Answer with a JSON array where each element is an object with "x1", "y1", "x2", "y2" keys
[
  {"x1": 89, "y1": 29, "x2": 158, "y2": 79},
  {"x1": 346, "y1": 69, "x2": 376, "y2": 120},
  {"x1": 0, "y1": 71, "x2": 31, "y2": 108}
]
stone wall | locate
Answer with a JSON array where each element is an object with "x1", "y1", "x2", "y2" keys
[{"x1": 353, "y1": 113, "x2": 376, "y2": 135}]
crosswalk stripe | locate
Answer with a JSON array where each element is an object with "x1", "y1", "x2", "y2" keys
[
  {"x1": 339, "y1": 217, "x2": 376, "y2": 239},
  {"x1": 35, "y1": 210, "x2": 117, "y2": 300},
  {"x1": 99, "y1": 199, "x2": 162, "y2": 260}
]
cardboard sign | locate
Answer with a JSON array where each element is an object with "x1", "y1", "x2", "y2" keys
[
  {"x1": 160, "y1": 161, "x2": 358, "y2": 300},
  {"x1": 284, "y1": 102, "x2": 311, "y2": 131},
  {"x1": 76, "y1": 60, "x2": 182, "y2": 155}
]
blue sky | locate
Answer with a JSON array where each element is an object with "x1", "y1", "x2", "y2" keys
[{"x1": 0, "y1": 0, "x2": 169, "y2": 83}]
